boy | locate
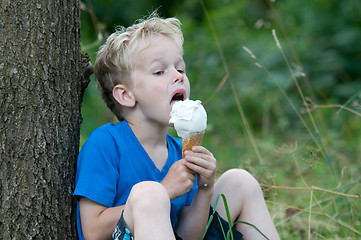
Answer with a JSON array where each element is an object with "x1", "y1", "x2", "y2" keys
[{"x1": 74, "y1": 14, "x2": 280, "y2": 240}]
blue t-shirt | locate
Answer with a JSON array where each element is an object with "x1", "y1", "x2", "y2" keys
[{"x1": 73, "y1": 121, "x2": 198, "y2": 239}]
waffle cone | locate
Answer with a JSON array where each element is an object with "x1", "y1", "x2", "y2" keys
[{"x1": 181, "y1": 132, "x2": 205, "y2": 158}]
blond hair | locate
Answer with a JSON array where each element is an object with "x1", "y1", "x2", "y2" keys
[{"x1": 94, "y1": 14, "x2": 183, "y2": 121}]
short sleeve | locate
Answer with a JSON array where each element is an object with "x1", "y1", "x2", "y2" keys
[{"x1": 73, "y1": 127, "x2": 120, "y2": 207}]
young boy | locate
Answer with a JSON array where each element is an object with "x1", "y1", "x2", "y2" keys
[{"x1": 74, "y1": 14, "x2": 280, "y2": 240}]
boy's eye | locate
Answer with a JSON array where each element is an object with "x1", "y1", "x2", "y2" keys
[
  {"x1": 177, "y1": 69, "x2": 185, "y2": 74},
  {"x1": 153, "y1": 71, "x2": 164, "y2": 75}
]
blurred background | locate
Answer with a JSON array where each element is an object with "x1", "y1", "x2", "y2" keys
[{"x1": 79, "y1": 0, "x2": 361, "y2": 238}]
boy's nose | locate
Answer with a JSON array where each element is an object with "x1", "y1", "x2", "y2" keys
[{"x1": 173, "y1": 69, "x2": 184, "y2": 83}]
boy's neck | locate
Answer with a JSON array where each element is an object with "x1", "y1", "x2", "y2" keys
[
  {"x1": 126, "y1": 118, "x2": 169, "y2": 170},
  {"x1": 126, "y1": 118, "x2": 169, "y2": 148}
]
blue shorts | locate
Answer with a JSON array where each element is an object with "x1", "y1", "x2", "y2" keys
[{"x1": 110, "y1": 207, "x2": 243, "y2": 240}]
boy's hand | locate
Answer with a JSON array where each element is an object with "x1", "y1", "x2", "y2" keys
[
  {"x1": 184, "y1": 146, "x2": 216, "y2": 190},
  {"x1": 161, "y1": 159, "x2": 196, "y2": 200}
]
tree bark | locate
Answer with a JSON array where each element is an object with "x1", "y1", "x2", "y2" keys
[{"x1": 0, "y1": 0, "x2": 89, "y2": 238}]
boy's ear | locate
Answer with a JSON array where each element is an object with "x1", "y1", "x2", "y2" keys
[{"x1": 113, "y1": 84, "x2": 136, "y2": 107}]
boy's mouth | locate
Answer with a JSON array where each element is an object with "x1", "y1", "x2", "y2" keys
[{"x1": 170, "y1": 90, "x2": 185, "y2": 105}]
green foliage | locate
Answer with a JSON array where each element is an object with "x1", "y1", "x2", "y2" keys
[{"x1": 79, "y1": 0, "x2": 361, "y2": 238}]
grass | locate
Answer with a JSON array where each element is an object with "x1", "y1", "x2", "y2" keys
[
  {"x1": 199, "y1": 1, "x2": 361, "y2": 239},
  {"x1": 241, "y1": 32, "x2": 360, "y2": 240}
]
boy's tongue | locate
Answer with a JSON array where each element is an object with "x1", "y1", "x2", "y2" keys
[{"x1": 169, "y1": 98, "x2": 207, "y2": 138}]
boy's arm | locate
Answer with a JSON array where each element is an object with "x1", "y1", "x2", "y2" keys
[
  {"x1": 175, "y1": 146, "x2": 217, "y2": 239},
  {"x1": 176, "y1": 186, "x2": 214, "y2": 240},
  {"x1": 79, "y1": 197, "x2": 124, "y2": 240}
]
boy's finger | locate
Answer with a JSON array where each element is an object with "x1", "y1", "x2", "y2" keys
[
  {"x1": 185, "y1": 152, "x2": 215, "y2": 165},
  {"x1": 186, "y1": 156, "x2": 214, "y2": 171},
  {"x1": 190, "y1": 146, "x2": 210, "y2": 154},
  {"x1": 186, "y1": 162, "x2": 214, "y2": 180},
  {"x1": 184, "y1": 150, "x2": 212, "y2": 160},
  {"x1": 185, "y1": 165, "x2": 197, "y2": 175}
]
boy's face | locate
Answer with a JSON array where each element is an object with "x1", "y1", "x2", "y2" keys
[{"x1": 131, "y1": 35, "x2": 190, "y2": 126}]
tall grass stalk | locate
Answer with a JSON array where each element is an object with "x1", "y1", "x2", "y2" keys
[
  {"x1": 271, "y1": 29, "x2": 328, "y2": 160},
  {"x1": 200, "y1": 0, "x2": 264, "y2": 164},
  {"x1": 265, "y1": 0, "x2": 315, "y2": 100}
]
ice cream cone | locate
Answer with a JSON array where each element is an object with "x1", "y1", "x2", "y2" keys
[{"x1": 181, "y1": 131, "x2": 204, "y2": 158}]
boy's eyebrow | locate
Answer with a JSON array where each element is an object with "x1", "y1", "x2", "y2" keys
[{"x1": 150, "y1": 56, "x2": 185, "y2": 65}]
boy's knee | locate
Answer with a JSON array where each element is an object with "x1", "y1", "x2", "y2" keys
[
  {"x1": 123, "y1": 182, "x2": 171, "y2": 233},
  {"x1": 221, "y1": 169, "x2": 262, "y2": 194},
  {"x1": 127, "y1": 181, "x2": 170, "y2": 212},
  {"x1": 214, "y1": 169, "x2": 264, "y2": 219}
]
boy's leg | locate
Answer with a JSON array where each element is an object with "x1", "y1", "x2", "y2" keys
[
  {"x1": 123, "y1": 181, "x2": 176, "y2": 240},
  {"x1": 211, "y1": 169, "x2": 279, "y2": 240}
]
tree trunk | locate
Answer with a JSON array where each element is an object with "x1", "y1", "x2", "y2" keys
[{"x1": 0, "y1": 0, "x2": 89, "y2": 238}]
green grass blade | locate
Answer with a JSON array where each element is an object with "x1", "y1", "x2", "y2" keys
[
  {"x1": 202, "y1": 194, "x2": 221, "y2": 239},
  {"x1": 234, "y1": 221, "x2": 270, "y2": 240},
  {"x1": 219, "y1": 194, "x2": 234, "y2": 240}
]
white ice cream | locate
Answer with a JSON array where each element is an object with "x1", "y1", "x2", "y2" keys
[{"x1": 169, "y1": 98, "x2": 207, "y2": 138}]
